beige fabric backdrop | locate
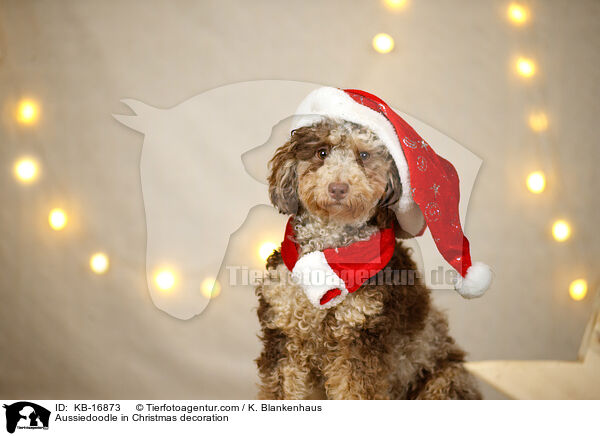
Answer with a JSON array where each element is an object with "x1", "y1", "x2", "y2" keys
[{"x1": 1, "y1": 0, "x2": 598, "y2": 399}]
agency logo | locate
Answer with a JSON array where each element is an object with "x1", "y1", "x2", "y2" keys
[{"x1": 2, "y1": 402, "x2": 50, "y2": 434}]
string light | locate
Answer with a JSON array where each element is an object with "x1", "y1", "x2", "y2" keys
[
  {"x1": 516, "y1": 57, "x2": 536, "y2": 77},
  {"x1": 507, "y1": 3, "x2": 528, "y2": 25},
  {"x1": 90, "y1": 253, "x2": 109, "y2": 274},
  {"x1": 383, "y1": 0, "x2": 407, "y2": 10},
  {"x1": 258, "y1": 241, "x2": 278, "y2": 262},
  {"x1": 17, "y1": 99, "x2": 39, "y2": 124},
  {"x1": 506, "y1": 5, "x2": 587, "y2": 307},
  {"x1": 526, "y1": 171, "x2": 546, "y2": 194},
  {"x1": 569, "y1": 279, "x2": 588, "y2": 301},
  {"x1": 528, "y1": 111, "x2": 548, "y2": 132},
  {"x1": 201, "y1": 277, "x2": 221, "y2": 299},
  {"x1": 48, "y1": 208, "x2": 67, "y2": 231},
  {"x1": 14, "y1": 158, "x2": 38, "y2": 183},
  {"x1": 372, "y1": 33, "x2": 395, "y2": 54},
  {"x1": 552, "y1": 220, "x2": 571, "y2": 242},
  {"x1": 155, "y1": 269, "x2": 176, "y2": 291}
]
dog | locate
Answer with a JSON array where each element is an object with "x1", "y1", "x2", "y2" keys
[{"x1": 255, "y1": 118, "x2": 481, "y2": 400}]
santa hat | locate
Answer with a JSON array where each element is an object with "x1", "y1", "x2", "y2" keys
[{"x1": 291, "y1": 87, "x2": 492, "y2": 298}]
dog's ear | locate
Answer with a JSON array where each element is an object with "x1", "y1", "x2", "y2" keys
[
  {"x1": 379, "y1": 159, "x2": 402, "y2": 209},
  {"x1": 267, "y1": 140, "x2": 299, "y2": 215},
  {"x1": 371, "y1": 160, "x2": 403, "y2": 231}
]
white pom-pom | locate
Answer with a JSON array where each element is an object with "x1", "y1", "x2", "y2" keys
[{"x1": 454, "y1": 262, "x2": 493, "y2": 299}]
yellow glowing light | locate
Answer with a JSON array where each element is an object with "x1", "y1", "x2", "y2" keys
[
  {"x1": 508, "y1": 3, "x2": 528, "y2": 25},
  {"x1": 90, "y1": 253, "x2": 109, "y2": 274},
  {"x1": 14, "y1": 158, "x2": 38, "y2": 183},
  {"x1": 569, "y1": 279, "x2": 588, "y2": 301},
  {"x1": 526, "y1": 171, "x2": 546, "y2": 194},
  {"x1": 17, "y1": 99, "x2": 39, "y2": 124},
  {"x1": 552, "y1": 220, "x2": 571, "y2": 242},
  {"x1": 383, "y1": 0, "x2": 407, "y2": 10},
  {"x1": 48, "y1": 208, "x2": 67, "y2": 231},
  {"x1": 259, "y1": 241, "x2": 278, "y2": 262},
  {"x1": 372, "y1": 33, "x2": 395, "y2": 54},
  {"x1": 529, "y1": 111, "x2": 548, "y2": 132},
  {"x1": 516, "y1": 57, "x2": 536, "y2": 77},
  {"x1": 155, "y1": 269, "x2": 176, "y2": 291},
  {"x1": 201, "y1": 277, "x2": 221, "y2": 299}
]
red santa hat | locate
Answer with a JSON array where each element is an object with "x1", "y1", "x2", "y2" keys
[{"x1": 291, "y1": 87, "x2": 492, "y2": 298}]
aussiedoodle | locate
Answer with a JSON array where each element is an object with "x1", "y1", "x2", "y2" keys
[{"x1": 255, "y1": 118, "x2": 481, "y2": 400}]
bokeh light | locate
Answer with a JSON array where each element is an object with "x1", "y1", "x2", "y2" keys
[
  {"x1": 201, "y1": 277, "x2": 221, "y2": 299},
  {"x1": 155, "y1": 269, "x2": 176, "y2": 291},
  {"x1": 14, "y1": 158, "x2": 38, "y2": 183},
  {"x1": 372, "y1": 33, "x2": 395, "y2": 54},
  {"x1": 508, "y1": 3, "x2": 528, "y2": 25},
  {"x1": 526, "y1": 171, "x2": 546, "y2": 194},
  {"x1": 516, "y1": 57, "x2": 535, "y2": 77},
  {"x1": 258, "y1": 241, "x2": 278, "y2": 262},
  {"x1": 90, "y1": 253, "x2": 110, "y2": 274},
  {"x1": 528, "y1": 111, "x2": 548, "y2": 132},
  {"x1": 383, "y1": 0, "x2": 407, "y2": 10},
  {"x1": 17, "y1": 99, "x2": 39, "y2": 124},
  {"x1": 569, "y1": 279, "x2": 588, "y2": 301},
  {"x1": 552, "y1": 220, "x2": 571, "y2": 242},
  {"x1": 48, "y1": 208, "x2": 67, "y2": 231}
]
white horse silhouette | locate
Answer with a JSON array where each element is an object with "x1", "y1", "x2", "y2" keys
[{"x1": 113, "y1": 81, "x2": 481, "y2": 320}]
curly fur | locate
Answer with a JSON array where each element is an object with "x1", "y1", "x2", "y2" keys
[{"x1": 257, "y1": 119, "x2": 481, "y2": 400}]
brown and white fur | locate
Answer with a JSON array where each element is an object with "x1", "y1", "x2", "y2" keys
[{"x1": 255, "y1": 119, "x2": 481, "y2": 400}]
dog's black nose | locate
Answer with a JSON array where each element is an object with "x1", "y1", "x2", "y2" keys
[{"x1": 328, "y1": 182, "x2": 349, "y2": 200}]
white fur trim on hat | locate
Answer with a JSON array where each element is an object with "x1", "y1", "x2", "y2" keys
[
  {"x1": 291, "y1": 251, "x2": 349, "y2": 309},
  {"x1": 292, "y1": 87, "x2": 425, "y2": 236},
  {"x1": 453, "y1": 262, "x2": 493, "y2": 299}
]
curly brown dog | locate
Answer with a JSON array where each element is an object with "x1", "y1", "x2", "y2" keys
[{"x1": 255, "y1": 119, "x2": 481, "y2": 400}]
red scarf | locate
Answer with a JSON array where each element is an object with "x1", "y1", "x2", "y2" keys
[{"x1": 280, "y1": 217, "x2": 396, "y2": 308}]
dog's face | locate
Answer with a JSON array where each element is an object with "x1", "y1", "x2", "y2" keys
[{"x1": 268, "y1": 119, "x2": 401, "y2": 226}]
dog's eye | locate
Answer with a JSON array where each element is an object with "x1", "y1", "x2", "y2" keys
[
  {"x1": 359, "y1": 151, "x2": 370, "y2": 160},
  {"x1": 316, "y1": 148, "x2": 328, "y2": 159}
]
